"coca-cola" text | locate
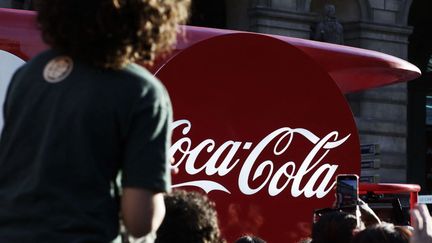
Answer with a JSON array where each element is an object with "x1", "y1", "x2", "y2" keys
[{"x1": 169, "y1": 120, "x2": 351, "y2": 198}]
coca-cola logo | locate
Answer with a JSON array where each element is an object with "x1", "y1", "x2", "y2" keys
[
  {"x1": 156, "y1": 33, "x2": 360, "y2": 243},
  {"x1": 170, "y1": 119, "x2": 350, "y2": 198}
]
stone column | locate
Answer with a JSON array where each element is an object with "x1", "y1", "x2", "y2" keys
[
  {"x1": 344, "y1": 0, "x2": 413, "y2": 183},
  {"x1": 247, "y1": 0, "x2": 316, "y2": 38}
]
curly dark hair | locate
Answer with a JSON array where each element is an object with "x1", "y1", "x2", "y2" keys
[
  {"x1": 311, "y1": 211, "x2": 358, "y2": 243},
  {"x1": 34, "y1": 0, "x2": 189, "y2": 69},
  {"x1": 155, "y1": 190, "x2": 226, "y2": 243},
  {"x1": 350, "y1": 223, "x2": 411, "y2": 243}
]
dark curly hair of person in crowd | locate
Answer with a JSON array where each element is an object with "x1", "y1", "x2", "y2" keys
[
  {"x1": 155, "y1": 190, "x2": 226, "y2": 243},
  {"x1": 350, "y1": 223, "x2": 412, "y2": 243},
  {"x1": 311, "y1": 211, "x2": 359, "y2": 243},
  {"x1": 34, "y1": 0, "x2": 189, "y2": 69}
]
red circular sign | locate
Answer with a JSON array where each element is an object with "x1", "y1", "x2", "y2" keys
[{"x1": 156, "y1": 33, "x2": 360, "y2": 243}]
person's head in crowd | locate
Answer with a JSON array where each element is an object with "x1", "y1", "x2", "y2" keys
[
  {"x1": 155, "y1": 189, "x2": 226, "y2": 243},
  {"x1": 235, "y1": 235, "x2": 266, "y2": 243},
  {"x1": 350, "y1": 222, "x2": 412, "y2": 243},
  {"x1": 34, "y1": 0, "x2": 189, "y2": 69},
  {"x1": 311, "y1": 210, "x2": 359, "y2": 243}
]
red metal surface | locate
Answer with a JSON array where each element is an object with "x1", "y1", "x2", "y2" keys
[
  {"x1": 0, "y1": 8, "x2": 46, "y2": 60},
  {"x1": 0, "y1": 8, "x2": 421, "y2": 94},
  {"x1": 359, "y1": 183, "x2": 421, "y2": 209},
  {"x1": 162, "y1": 25, "x2": 421, "y2": 93}
]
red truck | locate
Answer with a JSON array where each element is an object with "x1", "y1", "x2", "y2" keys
[{"x1": 0, "y1": 8, "x2": 421, "y2": 243}]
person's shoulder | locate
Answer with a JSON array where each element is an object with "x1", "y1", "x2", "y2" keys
[
  {"x1": 121, "y1": 63, "x2": 169, "y2": 101},
  {"x1": 27, "y1": 49, "x2": 61, "y2": 65},
  {"x1": 8, "y1": 49, "x2": 55, "y2": 80},
  {"x1": 16, "y1": 49, "x2": 62, "y2": 73},
  {"x1": 122, "y1": 63, "x2": 161, "y2": 87}
]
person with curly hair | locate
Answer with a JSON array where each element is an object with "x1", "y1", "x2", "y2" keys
[
  {"x1": 154, "y1": 190, "x2": 226, "y2": 243},
  {"x1": 350, "y1": 223, "x2": 412, "y2": 243},
  {"x1": 311, "y1": 210, "x2": 360, "y2": 243},
  {"x1": 0, "y1": 0, "x2": 189, "y2": 242}
]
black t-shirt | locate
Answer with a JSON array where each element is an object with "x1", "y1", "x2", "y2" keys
[{"x1": 0, "y1": 50, "x2": 172, "y2": 242}]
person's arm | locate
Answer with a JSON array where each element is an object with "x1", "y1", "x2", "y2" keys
[
  {"x1": 120, "y1": 74, "x2": 173, "y2": 238},
  {"x1": 358, "y1": 199, "x2": 381, "y2": 227},
  {"x1": 121, "y1": 188, "x2": 166, "y2": 238}
]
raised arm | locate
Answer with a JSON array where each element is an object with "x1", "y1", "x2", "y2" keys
[{"x1": 410, "y1": 204, "x2": 432, "y2": 243}]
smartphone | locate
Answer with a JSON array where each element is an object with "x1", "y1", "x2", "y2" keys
[{"x1": 336, "y1": 174, "x2": 359, "y2": 210}]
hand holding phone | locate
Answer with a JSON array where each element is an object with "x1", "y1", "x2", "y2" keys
[
  {"x1": 336, "y1": 174, "x2": 359, "y2": 210},
  {"x1": 336, "y1": 174, "x2": 361, "y2": 227}
]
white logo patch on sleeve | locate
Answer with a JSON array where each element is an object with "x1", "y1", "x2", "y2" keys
[{"x1": 43, "y1": 56, "x2": 74, "y2": 83}]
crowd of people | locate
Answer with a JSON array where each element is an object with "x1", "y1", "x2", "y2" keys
[
  {"x1": 307, "y1": 202, "x2": 432, "y2": 243},
  {"x1": 148, "y1": 188, "x2": 431, "y2": 243},
  {"x1": 121, "y1": 188, "x2": 432, "y2": 243}
]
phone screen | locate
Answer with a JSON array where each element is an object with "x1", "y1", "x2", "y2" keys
[{"x1": 336, "y1": 175, "x2": 358, "y2": 209}]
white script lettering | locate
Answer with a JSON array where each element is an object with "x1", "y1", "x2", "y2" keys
[{"x1": 170, "y1": 119, "x2": 350, "y2": 198}]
